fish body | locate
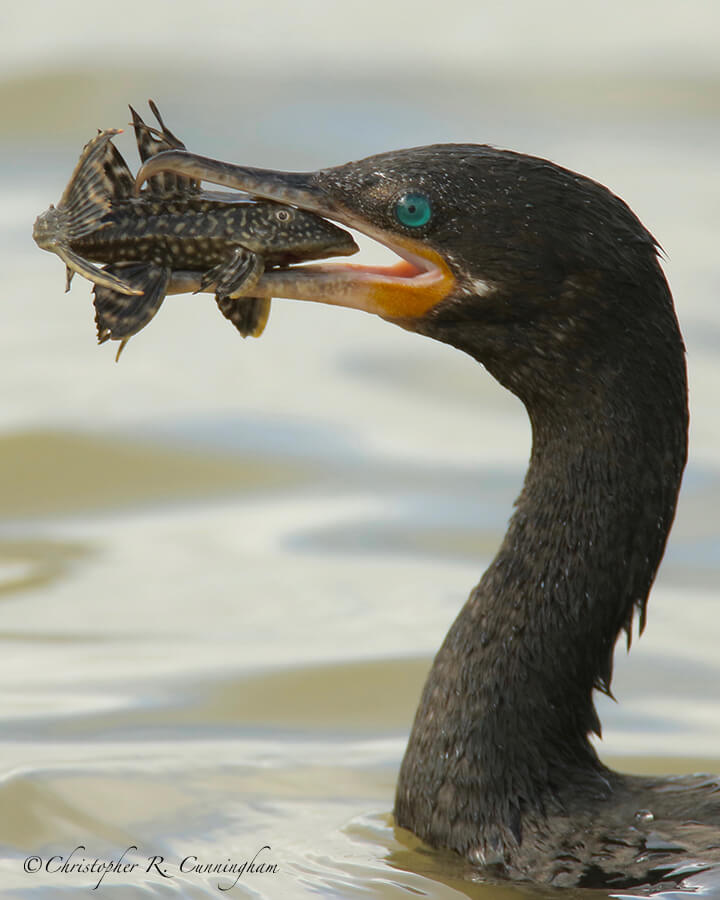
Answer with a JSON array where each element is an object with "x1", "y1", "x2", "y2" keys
[{"x1": 33, "y1": 104, "x2": 357, "y2": 350}]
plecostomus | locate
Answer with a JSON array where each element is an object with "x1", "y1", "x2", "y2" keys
[{"x1": 33, "y1": 102, "x2": 357, "y2": 356}]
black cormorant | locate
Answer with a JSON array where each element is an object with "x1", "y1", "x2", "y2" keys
[{"x1": 137, "y1": 144, "x2": 720, "y2": 889}]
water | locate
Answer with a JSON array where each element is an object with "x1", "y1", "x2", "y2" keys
[{"x1": 2, "y1": 2, "x2": 720, "y2": 896}]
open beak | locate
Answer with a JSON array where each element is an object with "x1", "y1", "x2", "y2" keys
[{"x1": 136, "y1": 150, "x2": 455, "y2": 322}]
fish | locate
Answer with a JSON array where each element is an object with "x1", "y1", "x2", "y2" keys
[{"x1": 32, "y1": 102, "x2": 357, "y2": 355}]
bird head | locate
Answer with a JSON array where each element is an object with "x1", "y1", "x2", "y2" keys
[{"x1": 137, "y1": 143, "x2": 672, "y2": 405}]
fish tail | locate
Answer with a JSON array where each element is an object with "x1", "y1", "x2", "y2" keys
[
  {"x1": 33, "y1": 130, "x2": 142, "y2": 295},
  {"x1": 59, "y1": 130, "x2": 135, "y2": 236}
]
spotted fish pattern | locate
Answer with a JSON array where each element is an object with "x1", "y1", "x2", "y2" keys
[{"x1": 33, "y1": 102, "x2": 356, "y2": 355}]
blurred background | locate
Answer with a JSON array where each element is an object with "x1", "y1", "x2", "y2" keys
[{"x1": 1, "y1": 2, "x2": 719, "y2": 897}]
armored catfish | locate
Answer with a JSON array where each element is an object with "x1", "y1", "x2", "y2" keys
[{"x1": 33, "y1": 103, "x2": 357, "y2": 354}]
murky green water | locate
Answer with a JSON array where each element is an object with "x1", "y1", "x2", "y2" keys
[{"x1": 2, "y1": 6, "x2": 720, "y2": 897}]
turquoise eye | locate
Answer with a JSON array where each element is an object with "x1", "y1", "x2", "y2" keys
[{"x1": 394, "y1": 192, "x2": 432, "y2": 228}]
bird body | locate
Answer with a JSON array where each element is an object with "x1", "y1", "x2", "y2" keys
[{"x1": 132, "y1": 137, "x2": 719, "y2": 889}]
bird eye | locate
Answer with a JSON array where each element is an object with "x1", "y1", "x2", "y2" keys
[{"x1": 393, "y1": 192, "x2": 432, "y2": 228}]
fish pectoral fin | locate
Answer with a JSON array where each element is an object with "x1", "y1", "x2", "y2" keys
[
  {"x1": 92, "y1": 262, "x2": 171, "y2": 344},
  {"x1": 130, "y1": 101, "x2": 199, "y2": 197},
  {"x1": 58, "y1": 248, "x2": 143, "y2": 295},
  {"x1": 148, "y1": 100, "x2": 187, "y2": 152},
  {"x1": 130, "y1": 101, "x2": 186, "y2": 157},
  {"x1": 216, "y1": 296, "x2": 272, "y2": 339},
  {"x1": 205, "y1": 248, "x2": 270, "y2": 338},
  {"x1": 200, "y1": 247, "x2": 264, "y2": 301}
]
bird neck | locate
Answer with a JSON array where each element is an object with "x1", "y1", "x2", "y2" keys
[{"x1": 395, "y1": 290, "x2": 688, "y2": 863}]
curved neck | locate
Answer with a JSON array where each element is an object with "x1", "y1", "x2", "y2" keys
[{"x1": 395, "y1": 280, "x2": 688, "y2": 863}]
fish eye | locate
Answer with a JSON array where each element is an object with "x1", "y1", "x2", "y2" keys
[
  {"x1": 275, "y1": 208, "x2": 293, "y2": 223},
  {"x1": 393, "y1": 192, "x2": 432, "y2": 228}
]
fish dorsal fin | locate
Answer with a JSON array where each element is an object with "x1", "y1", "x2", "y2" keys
[
  {"x1": 130, "y1": 101, "x2": 200, "y2": 197},
  {"x1": 58, "y1": 130, "x2": 134, "y2": 240}
]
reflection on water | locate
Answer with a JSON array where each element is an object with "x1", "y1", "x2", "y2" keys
[
  {"x1": 3, "y1": 10, "x2": 720, "y2": 896},
  {"x1": 0, "y1": 431, "x2": 309, "y2": 519},
  {"x1": 0, "y1": 422, "x2": 718, "y2": 898},
  {"x1": 0, "y1": 537, "x2": 89, "y2": 601}
]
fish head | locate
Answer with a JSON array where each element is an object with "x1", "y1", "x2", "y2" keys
[{"x1": 241, "y1": 200, "x2": 358, "y2": 265}]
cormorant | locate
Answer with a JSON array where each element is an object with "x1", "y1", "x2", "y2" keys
[{"x1": 137, "y1": 144, "x2": 720, "y2": 890}]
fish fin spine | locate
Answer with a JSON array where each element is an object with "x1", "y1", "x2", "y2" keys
[{"x1": 93, "y1": 262, "x2": 171, "y2": 345}]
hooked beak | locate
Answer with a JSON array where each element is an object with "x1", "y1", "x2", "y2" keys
[{"x1": 135, "y1": 150, "x2": 455, "y2": 321}]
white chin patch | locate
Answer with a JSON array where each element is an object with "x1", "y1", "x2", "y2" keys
[{"x1": 459, "y1": 277, "x2": 494, "y2": 297}]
